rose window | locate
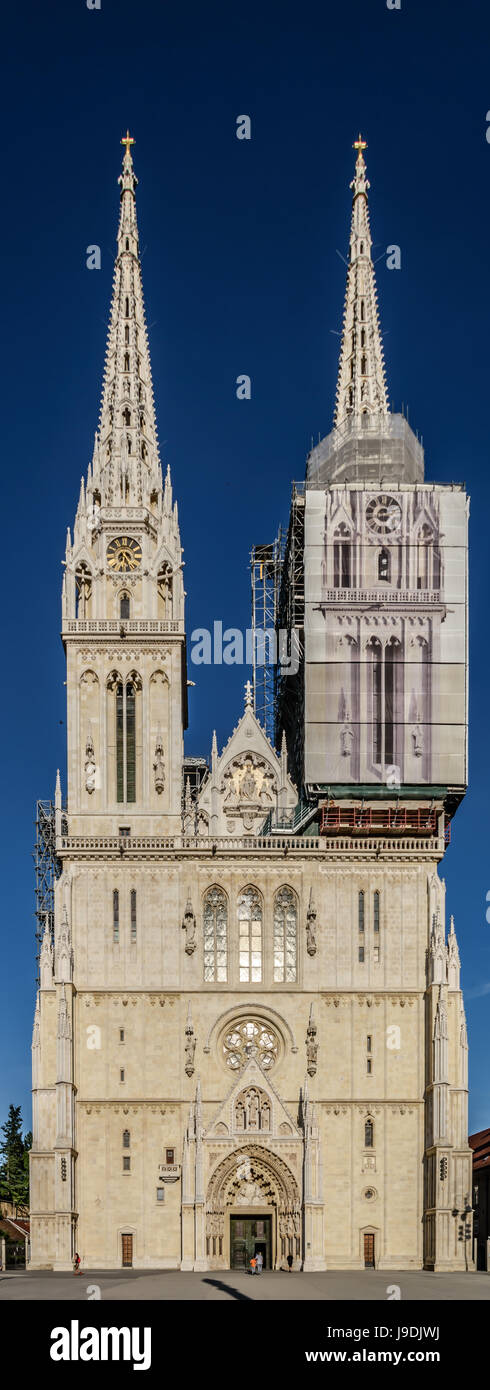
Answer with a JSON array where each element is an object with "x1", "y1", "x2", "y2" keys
[{"x1": 222, "y1": 1019, "x2": 279, "y2": 1072}]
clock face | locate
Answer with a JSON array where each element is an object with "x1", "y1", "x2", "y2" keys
[
  {"x1": 366, "y1": 494, "x2": 402, "y2": 536},
  {"x1": 107, "y1": 535, "x2": 142, "y2": 572}
]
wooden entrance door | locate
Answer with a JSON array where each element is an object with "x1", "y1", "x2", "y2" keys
[
  {"x1": 363, "y1": 1233, "x2": 375, "y2": 1268},
  {"x1": 122, "y1": 1233, "x2": 133, "y2": 1267},
  {"x1": 230, "y1": 1216, "x2": 272, "y2": 1269}
]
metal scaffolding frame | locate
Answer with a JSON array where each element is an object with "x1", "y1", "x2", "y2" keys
[
  {"x1": 33, "y1": 800, "x2": 62, "y2": 980},
  {"x1": 276, "y1": 483, "x2": 306, "y2": 790},
  {"x1": 250, "y1": 534, "x2": 283, "y2": 745}
]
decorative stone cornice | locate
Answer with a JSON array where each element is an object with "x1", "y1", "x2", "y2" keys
[
  {"x1": 322, "y1": 993, "x2": 419, "y2": 1006},
  {"x1": 81, "y1": 992, "x2": 177, "y2": 1006}
]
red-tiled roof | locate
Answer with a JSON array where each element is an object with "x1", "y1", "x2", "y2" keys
[
  {"x1": 0, "y1": 1217, "x2": 29, "y2": 1239},
  {"x1": 469, "y1": 1128, "x2": 490, "y2": 1171}
]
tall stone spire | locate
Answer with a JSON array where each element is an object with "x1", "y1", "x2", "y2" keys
[
  {"x1": 307, "y1": 134, "x2": 423, "y2": 486},
  {"x1": 93, "y1": 132, "x2": 162, "y2": 506},
  {"x1": 334, "y1": 135, "x2": 388, "y2": 427}
]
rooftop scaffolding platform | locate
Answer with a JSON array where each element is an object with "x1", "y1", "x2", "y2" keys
[{"x1": 306, "y1": 411, "x2": 424, "y2": 489}]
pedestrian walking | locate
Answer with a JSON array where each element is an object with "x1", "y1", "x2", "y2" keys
[
  {"x1": 287, "y1": 1253, "x2": 293, "y2": 1272},
  {"x1": 250, "y1": 1256, "x2": 257, "y2": 1275},
  {"x1": 256, "y1": 1251, "x2": 263, "y2": 1274},
  {"x1": 73, "y1": 1251, "x2": 81, "y2": 1275}
]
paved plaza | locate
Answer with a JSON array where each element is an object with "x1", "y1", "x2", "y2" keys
[{"x1": 1, "y1": 1269, "x2": 489, "y2": 1301}]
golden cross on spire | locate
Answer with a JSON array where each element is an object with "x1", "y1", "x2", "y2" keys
[
  {"x1": 353, "y1": 133, "x2": 367, "y2": 156},
  {"x1": 121, "y1": 130, "x2": 135, "y2": 158}
]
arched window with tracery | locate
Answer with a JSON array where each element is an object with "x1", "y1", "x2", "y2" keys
[
  {"x1": 120, "y1": 592, "x2": 130, "y2": 619},
  {"x1": 273, "y1": 887, "x2": 298, "y2": 982},
  {"x1": 333, "y1": 523, "x2": 352, "y2": 589},
  {"x1": 238, "y1": 887, "x2": 263, "y2": 983},
  {"x1": 109, "y1": 671, "x2": 141, "y2": 804},
  {"x1": 369, "y1": 637, "x2": 402, "y2": 772},
  {"x1": 203, "y1": 886, "x2": 228, "y2": 982},
  {"x1": 378, "y1": 548, "x2": 390, "y2": 582}
]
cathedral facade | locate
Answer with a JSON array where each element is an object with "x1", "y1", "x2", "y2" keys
[{"x1": 29, "y1": 134, "x2": 472, "y2": 1273}]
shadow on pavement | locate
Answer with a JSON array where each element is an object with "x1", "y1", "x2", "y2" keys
[{"x1": 202, "y1": 1277, "x2": 253, "y2": 1301}]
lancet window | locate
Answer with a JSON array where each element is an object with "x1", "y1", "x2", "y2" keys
[
  {"x1": 238, "y1": 887, "x2": 263, "y2": 982},
  {"x1": 370, "y1": 637, "x2": 402, "y2": 770},
  {"x1": 273, "y1": 887, "x2": 298, "y2": 982},
  {"x1": 333, "y1": 524, "x2": 352, "y2": 589},
  {"x1": 109, "y1": 671, "x2": 141, "y2": 804},
  {"x1": 378, "y1": 548, "x2": 390, "y2": 581},
  {"x1": 203, "y1": 886, "x2": 228, "y2": 982}
]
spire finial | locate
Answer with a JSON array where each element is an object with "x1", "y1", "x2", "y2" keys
[
  {"x1": 244, "y1": 679, "x2": 253, "y2": 708},
  {"x1": 353, "y1": 133, "x2": 367, "y2": 157},
  {"x1": 121, "y1": 130, "x2": 135, "y2": 160}
]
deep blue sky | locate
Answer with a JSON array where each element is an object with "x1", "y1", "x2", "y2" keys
[{"x1": 1, "y1": 0, "x2": 489, "y2": 1135}]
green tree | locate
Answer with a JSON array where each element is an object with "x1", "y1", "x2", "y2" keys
[{"x1": 0, "y1": 1106, "x2": 31, "y2": 1213}]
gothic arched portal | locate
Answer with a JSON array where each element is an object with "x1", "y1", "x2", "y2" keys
[{"x1": 205, "y1": 1144, "x2": 301, "y2": 1270}]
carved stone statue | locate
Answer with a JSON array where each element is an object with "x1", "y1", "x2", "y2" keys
[
  {"x1": 306, "y1": 888, "x2": 317, "y2": 957},
  {"x1": 241, "y1": 759, "x2": 257, "y2": 800},
  {"x1": 182, "y1": 897, "x2": 196, "y2": 954},
  {"x1": 306, "y1": 1004, "x2": 318, "y2": 1077},
  {"x1": 248, "y1": 1091, "x2": 259, "y2": 1128},
  {"x1": 85, "y1": 726, "x2": 96, "y2": 794},
  {"x1": 185, "y1": 1032, "x2": 196, "y2": 1076},
  {"x1": 184, "y1": 1002, "x2": 196, "y2": 1076},
  {"x1": 153, "y1": 733, "x2": 165, "y2": 793},
  {"x1": 411, "y1": 725, "x2": 423, "y2": 757},
  {"x1": 340, "y1": 725, "x2": 354, "y2": 757},
  {"x1": 235, "y1": 1100, "x2": 246, "y2": 1130}
]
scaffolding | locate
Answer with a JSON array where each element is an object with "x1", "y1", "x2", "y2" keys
[
  {"x1": 33, "y1": 800, "x2": 62, "y2": 980},
  {"x1": 276, "y1": 483, "x2": 305, "y2": 788},
  {"x1": 250, "y1": 535, "x2": 283, "y2": 744}
]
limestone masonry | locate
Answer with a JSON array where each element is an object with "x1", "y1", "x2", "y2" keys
[{"x1": 29, "y1": 133, "x2": 472, "y2": 1272}]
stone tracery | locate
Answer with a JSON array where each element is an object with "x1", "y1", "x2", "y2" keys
[
  {"x1": 234, "y1": 1085, "x2": 271, "y2": 1132},
  {"x1": 222, "y1": 1017, "x2": 279, "y2": 1072},
  {"x1": 205, "y1": 1144, "x2": 301, "y2": 1264}
]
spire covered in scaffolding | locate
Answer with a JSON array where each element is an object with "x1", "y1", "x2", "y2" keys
[
  {"x1": 334, "y1": 136, "x2": 388, "y2": 427},
  {"x1": 306, "y1": 135, "x2": 424, "y2": 487}
]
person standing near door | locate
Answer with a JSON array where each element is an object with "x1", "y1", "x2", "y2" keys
[
  {"x1": 256, "y1": 1251, "x2": 263, "y2": 1274},
  {"x1": 250, "y1": 1256, "x2": 257, "y2": 1275}
]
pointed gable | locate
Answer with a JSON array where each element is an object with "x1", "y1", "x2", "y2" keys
[
  {"x1": 198, "y1": 699, "x2": 296, "y2": 836},
  {"x1": 205, "y1": 1054, "x2": 301, "y2": 1143}
]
